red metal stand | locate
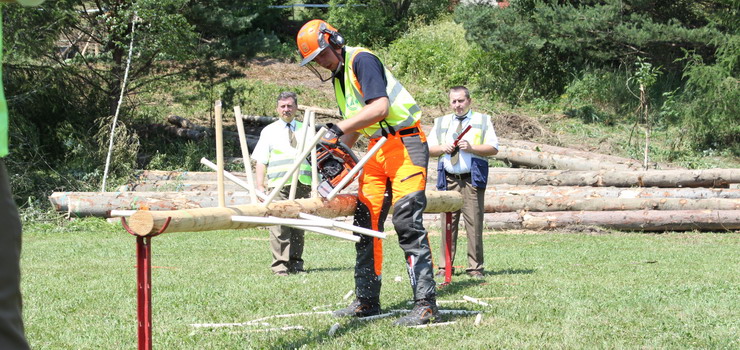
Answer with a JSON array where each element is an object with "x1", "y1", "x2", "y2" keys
[
  {"x1": 443, "y1": 211, "x2": 453, "y2": 285},
  {"x1": 122, "y1": 217, "x2": 171, "y2": 350}
]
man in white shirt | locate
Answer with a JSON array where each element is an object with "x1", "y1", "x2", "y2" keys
[
  {"x1": 428, "y1": 86, "x2": 498, "y2": 279},
  {"x1": 252, "y1": 92, "x2": 312, "y2": 276}
]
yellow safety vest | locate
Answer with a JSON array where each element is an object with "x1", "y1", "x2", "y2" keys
[
  {"x1": 334, "y1": 46, "x2": 421, "y2": 138},
  {"x1": 265, "y1": 121, "x2": 312, "y2": 187},
  {"x1": 0, "y1": 12, "x2": 8, "y2": 157}
]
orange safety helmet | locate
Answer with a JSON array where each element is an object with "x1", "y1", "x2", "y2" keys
[{"x1": 296, "y1": 19, "x2": 344, "y2": 67}]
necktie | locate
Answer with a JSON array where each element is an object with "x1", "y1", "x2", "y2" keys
[
  {"x1": 450, "y1": 116, "x2": 465, "y2": 165},
  {"x1": 288, "y1": 123, "x2": 297, "y2": 148}
]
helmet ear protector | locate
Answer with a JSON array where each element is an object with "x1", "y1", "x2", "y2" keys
[{"x1": 320, "y1": 23, "x2": 345, "y2": 49}]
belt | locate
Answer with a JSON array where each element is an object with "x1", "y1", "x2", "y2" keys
[
  {"x1": 445, "y1": 171, "x2": 471, "y2": 180},
  {"x1": 370, "y1": 126, "x2": 420, "y2": 141}
]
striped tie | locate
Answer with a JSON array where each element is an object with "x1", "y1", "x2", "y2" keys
[
  {"x1": 450, "y1": 117, "x2": 464, "y2": 165},
  {"x1": 288, "y1": 123, "x2": 297, "y2": 148}
]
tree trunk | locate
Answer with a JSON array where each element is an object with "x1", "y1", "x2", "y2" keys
[
  {"x1": 486, "y1": 168, "x2": 740, "y2": 188},
  {"x1": 50, "y1": 191, "x2": 258, "y2": 217},
  {"x1": 480, "y1": 210, "x2": 740, "y2": 231},
  {"x1": 494, "y1": 146, "x2": 646, "y2": 171},
  {"x1": 498, "y1": 138, "x2": 669, "y2": 169},
  {"x1": 124, "y1": 191, "x2": 462, "y2": 236},
  {"x1": 484, "y1": 185, "x2": 740, "y2": 199},
  {"x1": 483, "y1": 195, "x2": 740, "y2": 212}
]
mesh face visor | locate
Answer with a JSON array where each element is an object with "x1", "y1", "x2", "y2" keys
[{"x1": 303, "y1": 59, "x2": 342, "y2": 83}]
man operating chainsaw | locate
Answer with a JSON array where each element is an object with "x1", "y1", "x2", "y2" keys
[
  {"x1": 253, "y1": 92, "x2": 312, "y2": 276},
  {"x1": 296, "y1": 19, "x2": 438, "y2": 326}
]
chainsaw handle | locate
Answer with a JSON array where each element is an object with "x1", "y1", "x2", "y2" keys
[{"x1": 453, "y1": 125, "x2": 473, "y2": 146}]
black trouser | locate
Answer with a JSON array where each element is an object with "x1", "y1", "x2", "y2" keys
[{"x1": 0, "y1": 159, "x2": 29, "y2": 350}]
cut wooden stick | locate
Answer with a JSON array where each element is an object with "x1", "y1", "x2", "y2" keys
[
  {"x1": 463, "y1": 295, "x2": 490, "y2": 306},
  {"x1": 298, "y1": 212, "x2": 386, "y2": 239},
  {"x1": 286, "y1": 224, "x2": 360, "y2": 243},
  {"x1": 263, "y1": 127, "x2": 327, "y2": 206},
  {"x1": 231, "y1": 215, "x2": 334, "y2": 228},
  {"x1": 326, "y1": 137, "x2": 387, "y2": 200},
  {"x1": 200, "y1": 158, "x2": 267, "y2": 200},
  {"x1": 214, "y1": 100, "x2": 225, "y2": 207},
  {"x1": 233, "y1": 106, "x2": 258, "y2": 203}
]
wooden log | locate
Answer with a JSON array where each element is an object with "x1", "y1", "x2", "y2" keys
[
  {"x1": 297, "y1": 105, "x2": 341, "y2": 119},
  {"x1": 481, "y1": 210, "x2": 740, "y2": 231},
  {"x1": 49, "y1": 191, "x2": 257, "y2": 217},
  {"x1": 486, "y1": 168, "x2": 740, "y2": 188},
  {"x1": 125, "y1": 191, "x2": 463, "y2": 236},
  {"x1": 494, "y1": 146, "x2": 647, "y2": 171},
  {"x1": 483, "y1": 196, "x2": 740, "y2": 212},
  {"x1": 497, "y1": 138, "x2": 667, "y2": 169},
  {"x1": 483, "y1": 185, "x2": 740, "y2": 199}
]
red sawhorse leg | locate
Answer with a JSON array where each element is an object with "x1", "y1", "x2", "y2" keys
[
  {"x1": 122, "y1": 217, "x2": 171, "y2": 350},
  {"x1": 441, "y1": 211, "x2": 453, "y2": 286}
]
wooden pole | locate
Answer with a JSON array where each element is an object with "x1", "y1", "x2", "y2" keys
[
  {"x1": 326, "y1": 137, "x2": 387, "y2": 200},
  {"x1": 125, "y1": 191, "x2": 462, "y2": 236},
  {"x1": 263, "y1": 127, "x2": 327, "y2": 206},
  {"x1": 483, "y1": 196, "x2": 740, "y2": 212},
  {"x1": 233, "y1": 106, "x2": 258, "y2": 203},
  {"x1": 289, "y1": 110, "x2": 312, "y2": 200},
  {"x1": 200, "y1": 158, "x2": 267, "y2": 200},
  {"x1": 214, "y1": 100, "x2": 225, "y2": 207},
  {"x1": 482, "y1": 210, "x2": 740, "y2": 231},
  {"x1": 309, "y1": 112, "x2": 319, "y2": 198}
]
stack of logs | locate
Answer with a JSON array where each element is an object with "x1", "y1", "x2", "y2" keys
[{"x1": 48, "y1": 108, "x2": 740, "y2": 232}]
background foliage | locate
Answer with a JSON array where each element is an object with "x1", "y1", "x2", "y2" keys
[{"x1": 1, "y1": 0, "x2": 738, "y2": 216}]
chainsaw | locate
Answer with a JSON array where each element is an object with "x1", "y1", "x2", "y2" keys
[{"x1": 310, "y1": 141, "x2": 360, "y2": 198}]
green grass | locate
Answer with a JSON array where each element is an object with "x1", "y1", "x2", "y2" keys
[{"x1": 21, "y1": 219, "x2": 739, "y2": 349}]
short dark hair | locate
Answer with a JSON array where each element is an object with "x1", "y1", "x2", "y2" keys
[
  {"x1": 277, "y1": 91, "x2": 298, "y2": 106},
  {"x1": 448, "y1": 86, "x2": 470, "y2": 99}
]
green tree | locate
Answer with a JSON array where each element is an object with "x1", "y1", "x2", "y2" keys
[{"x1": 454, "y1": 0, "x2": 724, "y2": 99}]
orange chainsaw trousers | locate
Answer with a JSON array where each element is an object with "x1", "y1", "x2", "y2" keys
[{"x1": 352, "y1": 123, "x2": 437, "y2": 302}]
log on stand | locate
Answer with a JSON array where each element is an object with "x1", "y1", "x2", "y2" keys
[{"x1": 125, "y1": 191, "x2": 463, "y2": 236}]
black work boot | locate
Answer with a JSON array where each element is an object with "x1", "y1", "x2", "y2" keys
[
  {"x1": 394, "y1": 298, "x2": 439, "y2": 326},
  {"x1": 332, "y1": 298, "x2": 381, "y2": 318}
]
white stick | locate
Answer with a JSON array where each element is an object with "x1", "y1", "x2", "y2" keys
[
  {"x1": 407, "y1": 321, "x2": 458, "y2": 328},
  {"x1": 342, "y1": 290, "x2": 354, "y2": 300},
  {"x1": 231, "y1": 215, "x2": 334, "y2": 228},
  {"x1": 474, "y1": 313, "x2": 483, "y2": 325},
  {"x1": 326, "y1": 137, "x2": 387, "y2": 200},
  {"x1": 201, "y1": 158, "x2": 267, "y2": 201},
  {"x1": 233, "y1": 106, "x2": 258, "y2": 203},
  {"x1": 463, "y1": 295, "x2": 490, "y2": 306},
  {"x1": 288, "y1": 111, "x2": 312, "y2": 200},
  {"x1": 110, "y1": 210, "x2": 135, "y2": 217},
  {"x1": 287, "y1": 224, "x2": 360, "y2": 243},
  {"x1": 328, "y1": 323, "x2": 340, "y2": 336},
  {"x1": 309, "y1": 112, "x2": 319, "y2": 198},
  {"x1": 228, "y1": 326, "x2": 305, "y2": 334},
  {"x1": 215, "y1": 100, "x2": 225, "y2": 207},
  {"x1": 263, "y1": 127, "x2": 327, "y2": 206},
  {"x1": 298, "y1": 212, "x2": 386, "y2": 239}
]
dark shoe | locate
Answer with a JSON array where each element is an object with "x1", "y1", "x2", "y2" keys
[
  {"x1": 332, "y1": 298, "x2": 381, "y2": 318},
  {"x1": 274, "y1": 270, "x2": 289, "y2": 277},
  {"x1": 394, "y1": 299, "x2": 439, "y2": 326},
  {"x1": 292, "y1": 268, "x2": 308, "y2": 274},
  {"x1": 467, "y1": 270, "x2": 484, "y2": 279}
]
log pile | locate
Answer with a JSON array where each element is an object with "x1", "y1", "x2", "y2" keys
[{"x1": 48, "y1": 113, "x2": 740, "y2": 232}]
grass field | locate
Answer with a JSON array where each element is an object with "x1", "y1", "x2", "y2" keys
[{"x1": 21, "y1": 219, "x2": 739, "y2": 349}]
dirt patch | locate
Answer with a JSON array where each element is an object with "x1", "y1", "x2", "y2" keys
[
  {"x1": 243, "y1": 58, "x2": 335, "y2": 102},
  {"x1": 493, "y1": 113, "x2": 552, "y2": 141}
]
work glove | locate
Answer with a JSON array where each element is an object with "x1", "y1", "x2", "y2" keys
[{"x1": 320, "y1": 123, "x2": 344, "y2": 147}]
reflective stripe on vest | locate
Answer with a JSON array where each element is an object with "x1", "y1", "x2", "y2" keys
[
  {"x1": 265, "y1": 121, "x2": 312, "y2": 186},
  {"x1": 334, "y1": 46, "x2": 421, "y2": 138},
  {"x1": 0, "y1": 12, "x2": 8, "y2": 157},
  {"x1": 434, "y1": 111, "x2": 489, "y2": 161}
]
